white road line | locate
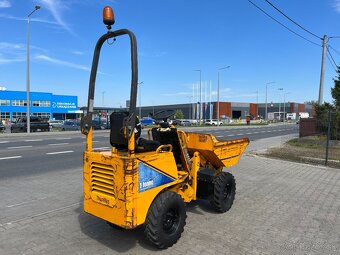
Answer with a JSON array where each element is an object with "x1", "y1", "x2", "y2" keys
[
  {"x1": 93, "y1": 147, "x2": 110, "y2": 150},
  {"x1": 236, "y1": 133, "x2": 244, "y2": 136},
  {"x1": 227, "y1": 134, "x2": 234, "y2": 137},
  {"x1": 55, "y1": 138, "x2": 72, "y2": 140},
  {"x1": 7, "y1": 197, "x2": 47, "y2": 208},
  {"x1": 246, "y1": 132, "x2": 253, "y2": 135},
  {"x1": 1, "y1": 202, "x2": 81, "y2": 227},
  {"x1": 24, "y1": 139, "x2": 43, "y2": 142},
  {"x1": 46, "y1": 150, "x2": 74, "y2": 155},
  {"x1": 48, "y1": 143, "x2": 70, "y2": 146},
  {"x1": 0, "y1": 141, "x2": 9, "y2": 144},
  {"x1": 216, "y1": 135, "x2": 224, "y2": 138},
  {"x1": 0, "y1": 156, "x2": 22, "y2": 160},
  {"x1": 8, "y1": 146, "x2": 32, "y2": 149}
]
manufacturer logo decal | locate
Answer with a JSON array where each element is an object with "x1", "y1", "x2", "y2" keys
[{"x1": 138, "y1": 163, "x2": 173, "y2": 192}]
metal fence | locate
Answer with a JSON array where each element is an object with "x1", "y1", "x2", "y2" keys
[
  {"x1": 299, "y1": 110, "x2": 340, "y2": 167},
  {"x1": 266, "y1": 111, "x2": 339, "y2": 169}
]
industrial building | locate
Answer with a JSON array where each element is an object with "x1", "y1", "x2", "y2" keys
[
  {"x1": 134, "y1": 101, "x2": 313, "y2": 120},
  {"x1": 0, "y1": 90, "x2": 80, "y2": 122},
  {"x1": 81, "y1": 101, "x2": 313, "y2": 122}
]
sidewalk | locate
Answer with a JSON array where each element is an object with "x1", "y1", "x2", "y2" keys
[{"x1": 0, "y1": 136, "x2": 339, "y2": 254}]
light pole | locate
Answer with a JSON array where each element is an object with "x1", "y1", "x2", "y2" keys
[
  {"x1": 278, "y1": 88, "x2": 283, "y2": 121},
  {"x1": 193, "y1": 70, "x2": 201, "y2": 124},
  {"x1": 283, "y1": 92, "x2": 290, "y2": 122},
  {"x1": 138, "y1": 81, "x2": 143, "y2": 118},
  {"x1": 265, "y1": 81, "x2": 275, "y2": 121},
  {"x1": 26, "y1": 5, "x2": 41, "y2": 133},
  {"x1": 217, "y1": 66, "x2": 230, "y2": 124}
]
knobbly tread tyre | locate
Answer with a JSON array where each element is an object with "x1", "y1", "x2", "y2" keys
[
  {"x1": 211, "y1": 172, "x2": 236, "y2": 213},
  {"x1": 144, "y1": 191, "x2": 186, "y2": 249}
]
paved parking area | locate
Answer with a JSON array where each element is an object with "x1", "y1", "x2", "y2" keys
[{"x1": 1, "y1": 154, "x2": 339, "y2": 254}]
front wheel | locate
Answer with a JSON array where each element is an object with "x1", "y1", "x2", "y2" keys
[
  {"x1": 211, "y1": 172, "x2": 236, "y2": 213},
  {"x1": 144, "y1": 191, "x2": 186, "y2": 249}
]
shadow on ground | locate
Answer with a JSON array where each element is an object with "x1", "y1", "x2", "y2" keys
[{"x1": 76, "y1": 201, "x2": 158, "y2": 253}]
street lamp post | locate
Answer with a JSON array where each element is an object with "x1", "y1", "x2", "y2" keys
[
  {"x1": 283, "y1": 92, "x2": 290, "y2": 122},
  {"x1": 26, "y1": 5, "x2": 41, "y2": 133},
  {"x1": 278, "y1": 88, "x2": 283, "y2": 121},
  {"x1": 217, "y1": 66, "x2": 230, "y2": 124},
  {"x1": 193, "y1": 70, "x2": 201, "y2": 124},
  {"x1": 265, "y1": 81, "x2": 275, "y2": 121}
]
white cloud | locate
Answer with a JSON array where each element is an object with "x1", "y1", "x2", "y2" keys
[
  {"x1": 0, "y1": 13, "x2": 59, "y2": 25},
  {"x1": 0, "y1": 0, "x2": 11, "y2": 8},
  {"x1": 37, "y1": 0, "x2": 72, "y2": 33},
  {"x1": 35, "y1": 54, "x2": 90, "y2": 71},
  {"x1": 334, "y1": 0, "x2": 340, "y2": 13},
  {"x1": 72, "y1": 50, "x2": 84, "y2": 55},
  {"x1": 35, "y1": 54, "x2": 109, "y2": 75},
  {"x1": 0, "y1": 42, "x2": 25, "y2": 64}
]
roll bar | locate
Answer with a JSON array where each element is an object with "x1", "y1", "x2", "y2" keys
[{"x1": 81, "y1": 29, "x2": 138, "y2": 145}]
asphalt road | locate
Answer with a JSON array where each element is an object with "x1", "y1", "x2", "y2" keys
[{"x1": 0, "y1": 123, "x2": 298, "y2": 179}]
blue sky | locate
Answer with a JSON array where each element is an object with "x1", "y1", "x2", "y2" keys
[{"x1": 0, "y1": 0, "x2": 339, "y2": 108}]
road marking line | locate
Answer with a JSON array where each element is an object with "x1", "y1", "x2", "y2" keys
[
  {"x1": 8, "y1": 146, "x2": 32, "y2": 149},
  {"x1": 93, "y1": 147, "x2": 110, "y2": 150},
  {"x1": 216, "y1": 135, "x2": 224, "y2": 138},
  {"x1": 7, "y1": 197, "x2": 47, "y2": 208},
  {"x1": 246, "y1": 132, "x2": 253, "y2": 135},
  {"x1": 55, "y1": 138, "x2": 72, "y2": 140},
  {"x1": 46, "y1": 150, "x2": 74, "y2": 155},
  {"x1": 24, "y1": 139, "x2": 43, "y2": 142},
  {"x1": 0, "y1": 141, "x2": 9, "y2": 144},
  {"x1": 0, "y1": 156, "x2": 22, "y2": 160},
  {"x1": 227, "y1": 134, "x2": 234, "y2": 136},
  {"x1": 48, "y1": 143, "x2": 70, "y2": 146},
  {"x1": 236, "y1": 133, "x2": 244, "y2": 135},
  {"x1": 1, "y1": 202, "x2": 81, "y2": 227}
]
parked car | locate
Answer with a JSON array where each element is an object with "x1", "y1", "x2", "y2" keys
[
  {"x1": 140, "y1": 117, "x2": 155, "y2": 127},
  {"x1": 92, "y1": 119, "x2": 107, "y2": 130},
  {"x1": 0, "y1": 123, "x2": 5, "y2": 133},
  {"x1": 172, "y1": 119, "x2": 191, "y2": 126},
  {"x1": 205, "y1": 119, "x2": 223, "y2": 126},
  {"x1": 11, "y1": 116, "x2": 50, "y2": 133},
  {"x1": 178, "y1": 120, "x2": 191, "y2": 126},
  {"x1": 60, "y1": 120, "x2": 80, "y2": 131},
  {"x1": 49, "y1": 119, "x2": 64, "y2": 128}
]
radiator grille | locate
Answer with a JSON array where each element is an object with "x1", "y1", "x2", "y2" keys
[{"x1": 91, "y1": 163, "x2": 116, "y2": 198}]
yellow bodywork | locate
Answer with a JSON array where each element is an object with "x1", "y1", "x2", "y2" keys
[{"x1": 83, "y1": 127, "x2": 249, "y2": 229}]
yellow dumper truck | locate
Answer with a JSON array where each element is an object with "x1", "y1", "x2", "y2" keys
[{"x1": 81, "y1": 6, "x2": 249, "y2": 249}]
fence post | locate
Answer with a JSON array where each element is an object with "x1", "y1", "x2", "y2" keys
[{"x1": 325, "y1": 110, "x2": 332, "y2": 166}]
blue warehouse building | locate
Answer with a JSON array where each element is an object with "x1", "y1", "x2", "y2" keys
[{"x1": 0, "y1": 90, "x2": 79, "y2": 122}]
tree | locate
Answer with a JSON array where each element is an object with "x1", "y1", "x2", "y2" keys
[
  {"x1": 174, "y1": 109, "x2": 184, "y2": 119},
  {"x1": 331, "y1": 65, "x2": 340, "y2": 109}
]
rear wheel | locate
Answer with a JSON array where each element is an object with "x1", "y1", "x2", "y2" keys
[
  {"x1": 211, "y1": 172, "x2": 236, "y2": 213},
  {"x1": 144, "y1": 191, "x2": 186, "y2": 249}
]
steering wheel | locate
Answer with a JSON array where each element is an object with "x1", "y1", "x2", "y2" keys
[{"x1": 152, "y1": 110, "x2": 175, "y2": 122}]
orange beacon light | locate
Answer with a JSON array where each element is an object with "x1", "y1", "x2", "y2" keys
[{"x1": 103, "y1": 6, "x2": 115, "y2": 29}]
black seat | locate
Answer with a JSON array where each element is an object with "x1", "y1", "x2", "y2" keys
[
  {"x1": 151, "y1": 127, "x2": 183, "y2": 166},
  {"x1": 136, "y1": 138, "x2": 160, "y2": 152},
  {"x1": 110, "y1": 112, "x2": 128, "y2": 150}
]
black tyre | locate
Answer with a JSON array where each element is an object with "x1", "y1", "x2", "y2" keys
[
  {"x1": 211, "y1": 172, "x2": 236, "y2": 213},
  {"x1": 144, "y1": 191, "x2": 186, "y2": 249}
]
